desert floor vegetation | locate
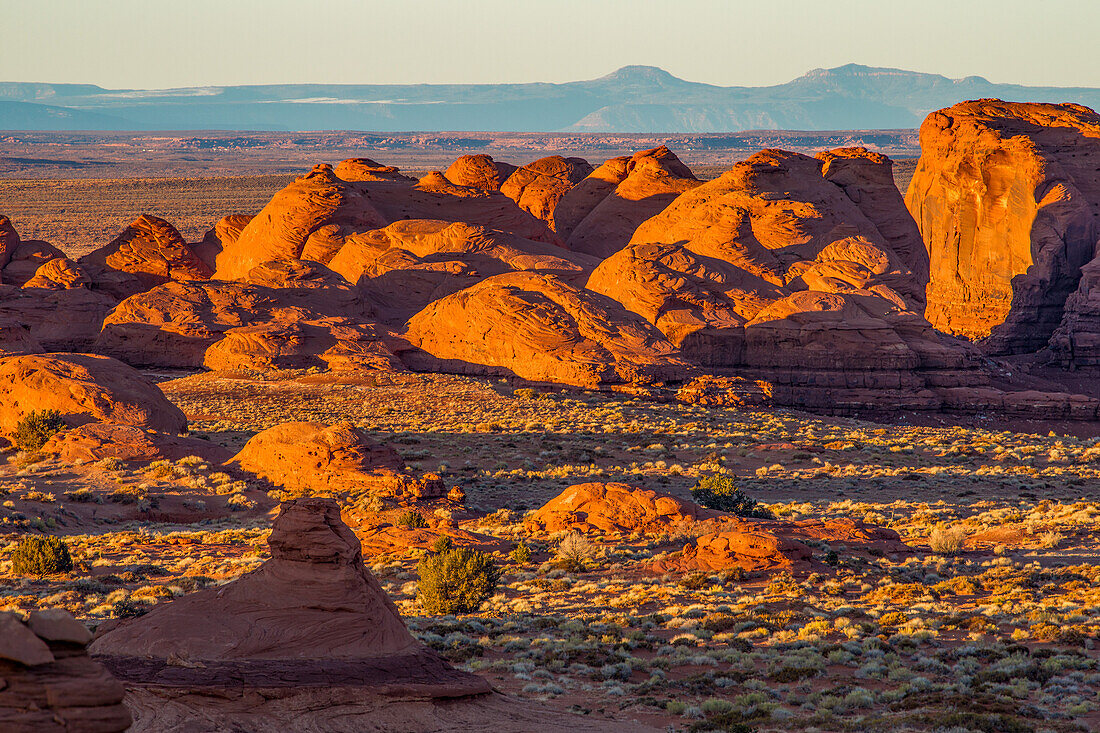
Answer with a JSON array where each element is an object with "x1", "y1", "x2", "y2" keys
[{"x1": 2, "y1": 369, "x2": 1100, "y2": 730}]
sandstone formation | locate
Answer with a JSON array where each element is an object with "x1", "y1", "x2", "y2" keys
[
  {"x1": 0, "y1": 214, "x2": 18, "y2": 273},
  {"x1": 404, "y1": 271, "x2": 692, "y2": 387},
  {"x1": 660, "y1": 529, "x2": 814, "y2": 573},
  {"x1": 43, "y1": 421, "x2": 232, "y2": 465},
  {"x1": 1, "y1": 284, "x2": 114, "y2": 351},
  {"x1": 228, "y1": 422, "x2": 444, "y2": 501},
  {"x1": 193, "y1": 213, "x2": 253, "y2": 270},
  {"x1": 334, "y1": 157, "x2": 416, "y2": 183},
  {"x1": 587, "y1": 148, "x2": 974, "y2": 408},
  {"x1": 526, "y1": 482, "x2": 720, "y2": 534},
  {"x1": 327, "y1": 219, "x2": 595, "y2": 324},
  {"x1": 0, "y1": 352, "x2": 186, "y2": 436},
  {"x1": 23, "y1": 257, "x2": 91, "y2": 289},
  {"x1": 214, "y1": 163, "x2": 556, "y2": 280},
  {"x1": 560, "y1": 146, "x2": 701, "y2": 258},
  {"x1": 0, "y1": 610, "x2": 131, "y2": 733},
  {"x1": 81, "y1": 214, "x2": 213, "y2": 296},
  {"x1": 907, "y1": 100, "x2": 1100, "y2": 357},
  {"x1": 90, "y1": 498, "x2": 637, "y2": 732},
  {"x1": 2, "y1": 238, "x2": 66, "y2": 287},
  {"x1": 444, "y1": 154, "x2": 517, "y2": 190},
  {"x1": 500, "y1": 155, "x2": 593, "y2": 231}
]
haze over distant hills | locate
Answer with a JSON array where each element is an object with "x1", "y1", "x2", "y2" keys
[{"x1": 2, "y1": 64, "x2": 1099, "y2": 133}]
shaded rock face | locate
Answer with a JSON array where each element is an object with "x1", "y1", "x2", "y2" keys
[
  {"x1": 228, "y1": 421, "x2": 443, "y2": 502},
  {"x1": 444, "y1": 154, "x2": 517, "y2": 190},
  {"x1": 90, "y1": 497, "x2": 490, "y2": 692},
  {"x1": 43, "y1": 421, "x2": 232, "y2": 465},
  {"x1": 907, "y1": 100, "x2": 1100, "y2": 356},
  {"x1": 327, "y1": 219, "x2": 596, "y2": 325},
  {"x1": 0, "y1": 352, "x2": 187, "y2": 436},
  {"x1": 560, "y1": 146, "x2": 701, "y2": 258},
  {"x1": 1, "y1": 284, "x2": 115, "y2": 352},
  {"x1": 2, "y1": 239, "x2": 66, "y2": 287},
  {"x1": 193, "y1": 213, "x2": 253, "y2": 271},
  {"x1": 81, "y1": 214, "x2": 213, "y2": 297},
  {"x1": 0, "y1": 610, "x2": 131, "y2": 733},
  {"x1": 526, "y1": 482, "x2": 720, "y2": 534},
  {"x1": 403, "y1": 270, "x2": 693, "y2": 388},
  {"x1": 0, "y1": 214, "x2": 19, "y2": 273},
  {"x1": 500, "y1": 155, "x2": 594, "y2": 231},
  {"x1": 587, "y1": 148, "x2": 971, "y2": 407}
]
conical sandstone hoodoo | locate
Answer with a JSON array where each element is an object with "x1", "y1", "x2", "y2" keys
[{"x1": 89, "y1": 498, "x2": 649, "y2": 732}]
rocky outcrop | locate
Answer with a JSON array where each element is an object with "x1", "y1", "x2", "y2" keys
[
  {"x1": 215, "y1": 162, "x2": 557, "y2": 280},
  {"x1": 587, "y1": 148, "x2": 974, "y2": 409},
  {"x1": 1, "y1": 239, "x2": 66, "y2": 287},
  {"x1": 193, "y1": 214, "x2": 253, "y2": 271},
  {"x1": 906, "y1": 100, "x2": 1100, "y2": 355},
  {"x1": 561, "y1": 147, "x2": 701, "y2": 258},
  {"x1": 403, "y1": 271, "x2": 692, "y2": 388},
  {"x1": 444, "y1": 154, "x2": 517, "y2": 190},
  {"x1": 334, "y1": 158, "x2": 416, "y2": 183},
  {"x1": 500, "y1": 156, "x2": 593, "y2": 231},
  {"x1": 658, "y1": 528, "x2": 815, "y2": 573},
  {"x1": 0, "y1": 352, "x2": 186, "y2": 435},
  {"x1": 327, "y1": 219, "x2": 595, "y2": 325},
  {"x1": 228, "y1": 422, "x2": 444, "y2": 501},
  {"x1": 23, "y1": 257, "x2": 91, "y2": 289},
  {"x1": 0, "y1": 214, "x2": 20, "y2": 273},
  {"x1": 526, "y1": 482, "x2": 720, "y2": 534},
  {"x1": 1, "y1": 284, "x2": 114, "y2": 351},
  {"x1": 0, "y1": 610, "x2": 131, "y2": 733},
  {"x1": 81, "y1": 214, "x2": 213, "y2": 296},
  {"x1": 43, "y1": 421, "x2": 231, "y2": 465}
]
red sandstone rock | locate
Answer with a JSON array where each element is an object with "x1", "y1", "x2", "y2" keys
[
  {"x1": 0, "y1": 352, "x2": 187, "y2": 436},
  {"x1": 228, "y1": 422, "x2": 443, "y2": 501},
  {"x1": 675, "y1": 375, "x2": 774, "y2": 407},
  {"x1": 1, "y1": 239, "x2": 66, "y2": 287},
  {"x1": 0, "y1": 610, "x2": 130, "y2": 733},
  {"x1": 23, "y1": 257, "x2": 91, "y2": 289},
  {"x1": 327, "y1": 219, "x2": 596, "y2": 324},
  {"x1": 81, "y1": 215, "x2": 212, "y2": 297},
  {"x1": 500, "y1": 155, "x2": 593, "y2": 231},
  {"x1": 43, "y1": 421, "x2": 232, "y2": 464},
  {"x1": 906, "y1": 100, "x2": 1100, "y2": 356},
  {"x1": 658, "y1": 529, "x2": 814, "y2": 573},
  {"x1": 0, "y1": 214, "x2": 20, "y2": 273},
  {"x1": 526, "y1": 482, "x2": 721, "y2": 534},
  {"x1": 563, "y1": 147, "x2": 701, "y2": 258},
  {"x1": 403, "y1": 271, "x2": 692, "y2": 388},
  {"x1": 334, "y1": 158, "x2": 417, "y2": 183},
  {"x1": 1, "y1": 284, "x2": 114, "y2": 351},
  {"x1": 194, "y1": 213, "x2": 253, "y2": 271},
  {"x1": 444, "y1": 154, "x2": 518, "y2": 190}
]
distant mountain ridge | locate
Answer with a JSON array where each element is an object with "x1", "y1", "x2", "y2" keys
[{"x1": 2, "y1": 64, "x2": 1099, "y2": 133}]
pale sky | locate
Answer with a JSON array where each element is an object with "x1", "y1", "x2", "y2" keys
[{"x1": 2, "y1": 0, "x2": 1097, "y2": 89}]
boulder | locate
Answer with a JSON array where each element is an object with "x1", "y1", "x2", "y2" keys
[
  {"x1": 500, "y1": 155, "x2": 593, "y2": 231},
  {"x1": 656, "y1": 529, "x2": 814, "y2": 573},
  {"x1": 0, "y1": 610, "x2": 130, "y2": 733},
  {"x1": 0, "y1": 352, "x2": 187, "y2": 436},
  {"x1": 227, "y1": 422, "x2": 443, "y2": 501},
  {"x1": 526, "y1": 482, "x2": 720, "y2": 534},
  {"x1": 1, "y1": 239, "x2": 66, "y2": 287},
  {"x1": 444, "y1": 154, "x2": 517, "y2": 190},
  {"x1": 562, "y1": 147, "x2": 701, "y2": 258},
  {"x1": 193, "y1": 213, "x2": 253, "y2": 270},
  {"x1": 43, "y1": 422, "x2": 232, "y2": 464},
  {"x1": 334, "y1": 158, "x2": 416, "y2": 183},
  {"x1": 23, "y1": 257, "x2": 91, "y2": 289},
  {"x1": 81, "y1": 214, "x2": 212, "y2": 297},
  {"x1": 906, "y1": 100, "x2": 1100, "y2": 355},
  {"x1": 403, "y1": 271, "x2": 692, "y2": 388}
]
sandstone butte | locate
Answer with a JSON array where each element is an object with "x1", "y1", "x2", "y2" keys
[
  {"x1": 906, "y1": 100, "x2": 1100, "y2": 359},
  {"x1": 0, "y1": 609, "x2": 131, "y2": 733},
  {"x1": 444, "y1": 154, "x2": 517, "y2": 191},
  {"x1": 498, "y1": 155, "x2": 594, "y2": 231},
  {"x1": 88, "y1": 498, "x2": 651, "y2": 732}
]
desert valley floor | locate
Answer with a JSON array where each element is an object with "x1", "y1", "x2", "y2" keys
[{"x1": 4, "y1": 369, "x2": 1100, "y2": 731}]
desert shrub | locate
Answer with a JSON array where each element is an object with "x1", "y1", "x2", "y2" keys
[
  {"x1": 928, "y1": 525, "x2": 968, "y2": 556},
  {"x1": 555, "y1": 531, "x2": 594, "y2": 571},
  {"x1": 690, "y1": 475, "x2": 770, "y2": 518},
  {"x1": 13, "y1": 410, "x2": 65, "y2": 452},
  {"x1": 417, "y1": 547, "x2": 501, "y2": 614},
  {"x1": 680, "y1": 571, "x2": 711, "y2": 590},
  {"x1": 513, "y1": 387, "x2": 537, "y2": 400},
  {"x1": 65, "y1": 488, "x2": 97, "y2": 503},
  {"x1": 10, "y1": 535, "x2": 73, "y2": 576},
  {"x1": 397, "y1": 510, "x2": 428, "y2": 529},
  {"x1": 431, "y1": 535, "x2": 453, "y2": 553},
  {"x1": 510, "y1": 541, "x2": 532, "y2": 565}
]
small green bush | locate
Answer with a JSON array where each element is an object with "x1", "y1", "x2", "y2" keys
[
  {"x1": 691, "y1": 475, "x2": 771, "y2": 518},
  {"x1": 510, "y1": 541, "x2": 532, "y2": 565},
  {"x1": 13, "y1": 410, "x2": 65, "y2": 452},
  {"x1": 430, "y1": 535, "x2": 453, "y2": 553},
  {"x1": 397, "y1": 510, "x2": 428, "y2": 529},
  {"x1": 417, "y1": 547, "x2": 501, "y2": 614},
  {"x1": 10, "y1": 535, "x2": 73, "y2": 576}
]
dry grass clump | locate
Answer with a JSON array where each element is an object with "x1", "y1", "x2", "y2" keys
[{"x1": 928, "y1": 525, "x2": 968, "y2": 556}]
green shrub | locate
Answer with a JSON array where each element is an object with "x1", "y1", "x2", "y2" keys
[
  {"x1": 397, "y1": 510, "x2": 428, "y2": 529},
  {"x1": 417, "y1": 547, "x2": 501, "y2": 614},
  {"x1": 691, "y1": 475, "x2": 771, "y2": 518},
  {"x1": 430, "y1": 535, "x2": 453, "y2": 553},
  {"x1": 10, "y1": 535, "x2": 73, "y2": 576},
  {"x1": 510, "y1": 541, "x2": 532, "y2": 565},
  {"x1": 13, "y1": 410, "x2": 65, "y2": 452}
]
